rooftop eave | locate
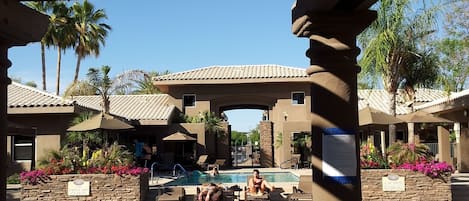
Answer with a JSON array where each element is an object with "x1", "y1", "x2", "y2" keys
[
  {"x1": 153, "y1": 77, "x2": 311, "y2": 86},
  {"x1": 0, "y1": 0, "x2": 49, "y2": 46},
  {"x1": 8, "y1": 105, "x2": 77, "y2": 114}
]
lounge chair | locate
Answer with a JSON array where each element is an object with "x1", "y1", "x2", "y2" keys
[
  {"x1": 207, "y1": 159, "x2": 226, "y2": 170},
  {"x1": 291, "y1": 154, "x2": 301, "y2": 169},
  {"x1": 196, "y1": 154, "x2": 209, "y2": 169},
  {"x1": 288, "y1": 175, "x2": 312, "y2": 201},
  {"x1": 158, "y1": 187, "x2": 186, "y2": 201}
]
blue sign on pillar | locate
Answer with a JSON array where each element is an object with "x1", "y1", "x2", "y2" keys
[{"x1": 322, "y1": 128, "x2": 357, "y2": 184}]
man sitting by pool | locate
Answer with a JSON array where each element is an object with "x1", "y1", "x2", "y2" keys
[{"x1": 248, "y1": 169, "x2": 274, "y2": 194}]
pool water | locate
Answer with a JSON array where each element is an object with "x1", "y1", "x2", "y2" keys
[{"x1": 164, "y1": 171, "x2": 299, "y2": 186}]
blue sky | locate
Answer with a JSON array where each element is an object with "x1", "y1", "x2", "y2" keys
[{"x1": 9, "y1": 0, "x2": 308, "y2": 132}]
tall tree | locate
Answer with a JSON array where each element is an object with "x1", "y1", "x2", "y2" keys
[
  {"x1": 358, "y1": 0, "x2": 440, "y2": 142},
  {"x1": 71, "y1": 0, "x2": 111, "y2": 83},
  {"x1": 436, "y1": 0, "x2": 469, "y2": 92},
  {"x1": 112, "y1": 70, "x2": 170, "y2": 95},
  {"x1": 49, "y1": 2, "x2": 76, "y2": 95},
  {"x1": 25, "y1": 2, "x2": 53, "y2": 91},
  {"x1": 86, "y1": 65, "x2": 113, "y2": 114}
]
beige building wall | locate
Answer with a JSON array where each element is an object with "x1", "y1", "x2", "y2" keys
[
  {"x1": 7, "y1": 113, "x2": 77, "y2": 173},
  {"x1": 164, "y1": 82, "x2": 312, "y2": 167},
  {"x1": 36, "y1": 135, "x2": 61, "y2": 161}
]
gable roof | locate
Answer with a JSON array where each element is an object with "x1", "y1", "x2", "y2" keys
[
  {"x1": 153, "y1": 64, "x2": 310, "y2": 85},
  {"x1": 8, "y1": 82, "x2": 76, "y2": 114},
  {"x1": 71, "y1": 94, "x2": 175, "y2": 125},
  {"x1": 415, "y1": 89, "x2": 469, "y2": 111},
  {"x1": 358, "y1": 88, "x2": 447, "y2": 115}
]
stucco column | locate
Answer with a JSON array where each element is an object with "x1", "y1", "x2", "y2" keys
[
  {"x1": 292, "y1": 5, "x2": 376, "y2": 201},
  {"x1": 0, "y1": 42, "x2": 11, "y2": 200},
  {"x1": 454, "y1": 122, "x2": 461, "y2": 170},
  {"x1": 408, "y1": 122, "x2": 415, "y2": 143}
]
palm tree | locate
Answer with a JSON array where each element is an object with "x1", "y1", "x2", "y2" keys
[
  {"x1": 71, "y1": 0, "x2": 111, "y2": 83},
  {"x1": 86, "y1": 65, "x2": 113, "y2": 114},
  {"x1": 48, "y1": 2, "x2": 76, "y2": 95},
  {"x1": 358, "y1": 0, "x2": 440, "y2": 142},
  {"x1": 25, "y1": 2, "x2": 53, "y2": 91}
]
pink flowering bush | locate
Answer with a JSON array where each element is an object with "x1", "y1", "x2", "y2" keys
[
  {"x1": 399, "y1": 158, "x2": 454, "y2": 178},
  {"x1": 20, "y1": 170, "x2": 49, "y2": 185},
  {"x1": 360, "y1": 141, "x2": 454, "y2": 179},
  {"x1": 21, "y1": 166, "x2": 149, "y2": 185},
  {"x1": 21, "y1": 142, "x2": 148, "y2": 185}
]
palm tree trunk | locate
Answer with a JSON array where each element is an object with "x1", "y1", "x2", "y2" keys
[
  {"x1": 55, "y1": 47, "x2": 62, "y2": 95},
  {"x1": 388, "y1": 91, "x2": 397, "y2": 145},
  {"x1": 74, "y1": 55, "x2": 82, "y2": 83},
  {"x1": 41, "y1": 42, "x2": 46, "y2": 91}
]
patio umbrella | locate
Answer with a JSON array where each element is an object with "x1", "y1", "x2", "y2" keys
[
  {"x1": 163, "y1": 131, "x2": 196, "y2": 141},
  {"x1": 163, "y1": 131, "x2": 196, "y2": 162},
  {"x1": 398, "y1": 110, "x2": 453, "y2": 123},
  {"x1": 67, "y1": 112, "x2": 134, "y2": 132},
  {"x1": 359, "y1": 106, "x2": 404, "y2": 126},
  {"x1": 67, "y1": 113, "x2": 134, "y2": 144}
]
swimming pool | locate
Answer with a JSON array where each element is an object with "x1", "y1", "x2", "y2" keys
[{"x1": 164, "y1": 171, "x2": 299, "y2": 186}]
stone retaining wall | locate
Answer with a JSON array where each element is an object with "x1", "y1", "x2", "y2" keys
[
  {"x1": 21, "y1": 173, "x2": 148, "y2": 201},
  {"x1": 361, "y1": 169, "x2": 451, "y2": 201}
]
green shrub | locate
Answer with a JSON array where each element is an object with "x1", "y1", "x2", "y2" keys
[
  {"x1": 360, "y1": 143, "x2": 388, "y2": 169},
  {"x1": 387, "y1": 141, "x2": 432, "y2": 167},
  {"x1": 7, "y1": 173, "x2": 20, "y2": 184}
]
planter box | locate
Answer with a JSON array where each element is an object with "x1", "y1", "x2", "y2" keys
[
  {"x1": 361, "y1": 169, "x2": 451, "y2": 201},
  {"x1": 21, "y1": 173, "x2": 149, "y2": 201}
]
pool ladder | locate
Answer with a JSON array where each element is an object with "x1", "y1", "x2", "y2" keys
[
  {"x1": 150, "y1": 162, "x2": 159, "y2": 185},
  {"x1": 172, "y1": 163, "x2": 188, "y2": 178}
]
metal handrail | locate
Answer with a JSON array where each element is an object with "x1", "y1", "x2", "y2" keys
[{"x1": 150, "y1": 162, "x2": 159, "y2": 184}]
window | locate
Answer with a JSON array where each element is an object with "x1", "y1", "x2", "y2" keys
[
  {"x1": 292, "y1": 92, "x2": 305, "y2": 105},
  {"x1": 183, "y1": 94, "x2": 196, "y2": 107},
  {"x1": 13, "y1": 136, "x2": 34, "y2": 161}
]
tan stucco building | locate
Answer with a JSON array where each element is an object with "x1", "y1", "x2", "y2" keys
[{"x1": 7, "y1": 64, "x2": 458, "y2": 175}]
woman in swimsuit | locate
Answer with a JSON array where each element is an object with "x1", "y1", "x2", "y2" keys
[{"x1": 248, "y1": 169, "x2": 274, "y2": 194}]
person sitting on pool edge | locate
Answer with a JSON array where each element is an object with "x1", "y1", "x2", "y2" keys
[
  {"x1": 248, "y1": 169, "x2": 274, "y2": 194},
  {"x1": 198, "y1": 183, "x2": 223, "y2": 201},
  {"x1": 209, "y1": 166, "x2": 219, "y2": 177}
]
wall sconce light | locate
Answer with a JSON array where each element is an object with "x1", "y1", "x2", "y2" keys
[
  {"x1": 283, "y1": 112, "x2": 288, "y2": 121},
  {"x1": 464, "y1": 109, "x2": 468, "y2": 117}
]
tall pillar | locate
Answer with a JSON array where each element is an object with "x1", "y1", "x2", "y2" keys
[
  {"x1": 408, "y1": 122, "x2": 415, "y2": 143},
  {"x1": 454, "y1": 122, "x2": 461, "y2": 170},
  {"x1": 0, "y1": 42, "x2": 11, "y2": 201},
  {"x1": 292, "y1": 2, "x2": 376, "y2": 200}
]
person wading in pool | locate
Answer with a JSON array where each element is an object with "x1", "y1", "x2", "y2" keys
[{"x1": 248, "y1": 169, "x2": 274, "y2": 194}]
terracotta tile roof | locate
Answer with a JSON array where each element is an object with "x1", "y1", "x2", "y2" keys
[
  {"x1": 8, "y1": 82, "x2": 74, "y2": 108},
  {"x1": 415, "y1": 89, "x2": 468, "y2": 110},
  {"x1": 71, "y1": 94, "x2": 175, "y2": 125},
  {"x1": 358, "y1": 88, "x2": 447, "y2": 115},
  {"x1": 153, "y1": 64, "x2": 309, "y2": 84}
]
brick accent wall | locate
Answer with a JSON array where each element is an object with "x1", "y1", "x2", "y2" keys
[
  {"x1": 259, "y1": 121, "x2": 273, "y2": 167},
  {"x1": 21, "y1": 173, "x2": 148, "y2": 201},
  {"x1": 361, "y1": 169, "x2": 451, "y2": 201}
]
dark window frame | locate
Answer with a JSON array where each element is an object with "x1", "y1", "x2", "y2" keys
[
  {"x1": 183, "y1": 94, "x2": 196, "y2": 107},
  {"x1": 291, "y1": 92, "x2": 305, "y2": 105}
]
